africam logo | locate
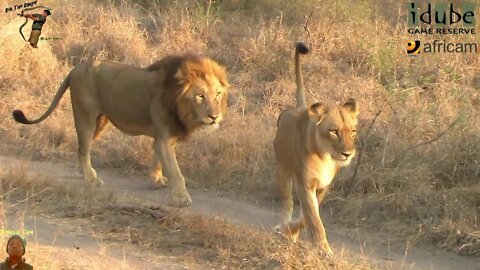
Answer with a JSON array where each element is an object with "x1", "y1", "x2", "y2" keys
[
  {"x1": 406, "y1": 40, "x2": 421, "y2": 55},
  {"x1": 406, "y1": 39, "x2": 477, "y2": 55}
]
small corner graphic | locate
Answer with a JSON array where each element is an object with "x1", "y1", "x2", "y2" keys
[
  {"x1": 4, "y1": 1, "x2": 55, "y2": 48},
  {"x1": 406, "y1": 40, "x2": 421, "y2": 55}
]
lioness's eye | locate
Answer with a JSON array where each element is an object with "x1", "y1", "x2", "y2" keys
[
  {"x1": 216, "y1": 91, "x2": 222, "y2": 97},
  {"x1": 330, "y1": 130, "x2": 339, "y2": 136},
  {"x1": 351, "y1": 130, "x2": 356, "y2": 137},
  {"x1": 197, "y1": 93, "x2": 205, "y2": 99}
]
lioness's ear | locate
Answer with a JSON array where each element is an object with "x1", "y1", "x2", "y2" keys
[
  {"x1": 343, "y1": 98, "x2": 359, "y2": 116},
  {"x1": 308, "y1": 103, "x2": 327, "y2": 125}
]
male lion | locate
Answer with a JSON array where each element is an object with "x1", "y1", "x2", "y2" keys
[
  {"x1": 12, "y1": 54, "x2": 229, "y2": 207},
  {"x1": 273, "y1": 42, "x2": 359, "y2": 256}
]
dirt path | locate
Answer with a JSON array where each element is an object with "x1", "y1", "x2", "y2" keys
[
  {"x1": 1, "y1": 156, "x2": 479, "y2": 270},
  {"x1": 17, "y1": 215, "x2": 192, "y2": 270}
]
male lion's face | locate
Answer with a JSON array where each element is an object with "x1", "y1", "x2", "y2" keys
[
  {"x1": 175, "y1": 58, "x2": 229, "y2": 130},
  {"x1": 187, "y1": 75, "x2": 227, "y2": 128},
  {"x1": 308, "y1": 99, "x2": 359, "y2": 166}
]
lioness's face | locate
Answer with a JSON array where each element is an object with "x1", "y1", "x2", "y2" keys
[
  {"x1": 185, "y1": 75, "x2": 228, "y2": 128},
  {"x1": 310, "y1": 99, "x2": 359, "y2": 166}
]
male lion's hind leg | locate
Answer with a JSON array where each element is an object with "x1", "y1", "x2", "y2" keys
[
  {"x1": 149, "y1": 155, "x2": 168, "y2": 189},
  {"x1": 74, "y1": 112, "x2": 104, "y2": 187}
]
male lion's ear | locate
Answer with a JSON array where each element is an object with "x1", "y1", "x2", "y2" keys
[
  {"x1": 175, "y1": 62, "x2": 199, "y2": 85},
  {"x1": 308, "y1": 102, "x2": 327, "y2": 125},
  {"x1": 212, "y1": 63, "x2": 229, "y2": 88},
  {"x1": 219, "y1": 77, "x2": 230, "y2": 88},
  {"x1": 343, "y1": 98, "x2": 359, "y2": 116},
  {"x1": 174, "y1": 69, "x2": 187, "y2": 84}
]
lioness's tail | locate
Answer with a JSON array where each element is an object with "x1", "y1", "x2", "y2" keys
[
  {"x1": 294, "y1": 42, "x2": 309, "y2": 108},
  {"x1": 13, "y1": 72, "x2": 71, "y2": 125}
]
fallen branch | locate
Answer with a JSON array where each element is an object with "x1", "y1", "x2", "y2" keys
[
  {"x1": 6, "y1": 188, "x2": 51, "y2": 209},
  {"x1": 105, "y1": 204, "x2": 167, "y2": 220}
]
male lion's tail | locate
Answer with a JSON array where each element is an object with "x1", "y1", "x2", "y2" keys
[
  {"x1": 13, "y1": 72, "x2": 71, "y2": 125},
  {"x1": 294, "y1": 42, "x2": 309, "y2": 108}
]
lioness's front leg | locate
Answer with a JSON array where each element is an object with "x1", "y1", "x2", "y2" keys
[
  {"x1": 298, "y1": 182, "x2": 333, "y2": 257},
  {"x1": 153, "y1": 138, "x2": 192, "y2": 207}
]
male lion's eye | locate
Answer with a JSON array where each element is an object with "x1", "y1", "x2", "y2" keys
[
  {"x1": 330, "y1": 130, "x2": 339, "y2": 136},
  {"x1": 197, "y1": 93, "x2": 205, "y2": 99},
  {"x1": 216, "y1": 91, "x2": 222, "y2": 97}
]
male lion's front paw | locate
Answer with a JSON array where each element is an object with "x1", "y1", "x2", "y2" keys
[
  {"x1": 318, "y1": 240, "x2": 334, "y2": 257},
  {"x1": 151, "y1": 176, "x2": 168, "y2": 189},
  {"x1": 170, "y1": 191, "x2": 192, "y2": 207}
]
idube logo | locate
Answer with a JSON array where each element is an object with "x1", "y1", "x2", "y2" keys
[
  {"x1": 407, "y1": 2, "x2": 475, "y2": 30},
  {"x1": 406, "y1": 1, "x2": 477, "y2": 54}
]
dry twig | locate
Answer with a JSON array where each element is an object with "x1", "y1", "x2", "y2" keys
[
  {"x1": 390, "y1": 113, "x2": 466, "y2": 164},
  {"x1": 303, "y1": 8, "x2": 314, "y2": 40},
  {"x1": 344, "y1": 109, "x2": 382, "y2": 198}
]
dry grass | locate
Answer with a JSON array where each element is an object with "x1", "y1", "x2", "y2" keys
[
  {"x1": 0, "y1": 165, "x2": 374, "y2": 269},
  {"x1": 18, "y1": 245, "x2": 132, "y2": 270},
  {"x1": 0, "y1": 0, "x2": 478, "y2": 258}
]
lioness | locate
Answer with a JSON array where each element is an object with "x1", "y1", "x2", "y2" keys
[
  {"x1": 12, "y1": 54, "x2": 229, "y2": 207},
  {"x1": 273, "y1": 42, "x2": 359, "y2": 256}
]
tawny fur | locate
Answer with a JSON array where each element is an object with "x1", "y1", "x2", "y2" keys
[
  {"x1": 273, "y1": 42, "x2": 359, "y2": 256},
  {"x1": 13, "y1": 55, "x2": 229, "y2": 207}
]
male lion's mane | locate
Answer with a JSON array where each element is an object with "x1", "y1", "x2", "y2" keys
[{"x1": 146, "y1": 54, "x2": 228, "y2": 140}]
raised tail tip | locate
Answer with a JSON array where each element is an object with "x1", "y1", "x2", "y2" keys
[
  {"x1": 295, "y1": 42, "x2": 309, "y2": 55},
  {"x1": 12, "y1": 110, "x2": 30, "y2": 124}
]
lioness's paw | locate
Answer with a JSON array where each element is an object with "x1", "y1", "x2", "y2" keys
[
  {"x1": 89, "y1": 177, "x2": 104, "y2": 187},
  {"x1": 151, "y1": 176, "x2": 168, "y2": 189},
  {"x1": 170, "y1": 192, "x2": 192, "y2": 207},
  {"x1": 318, "y1": 241, "x2": 334, "y2": 258},
  {"x1": 273, "y1": 224, "x2": 299, "y2": 243},
  {"x1": 273, "y1": 224, "x2": 284, "y2": 235}
]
